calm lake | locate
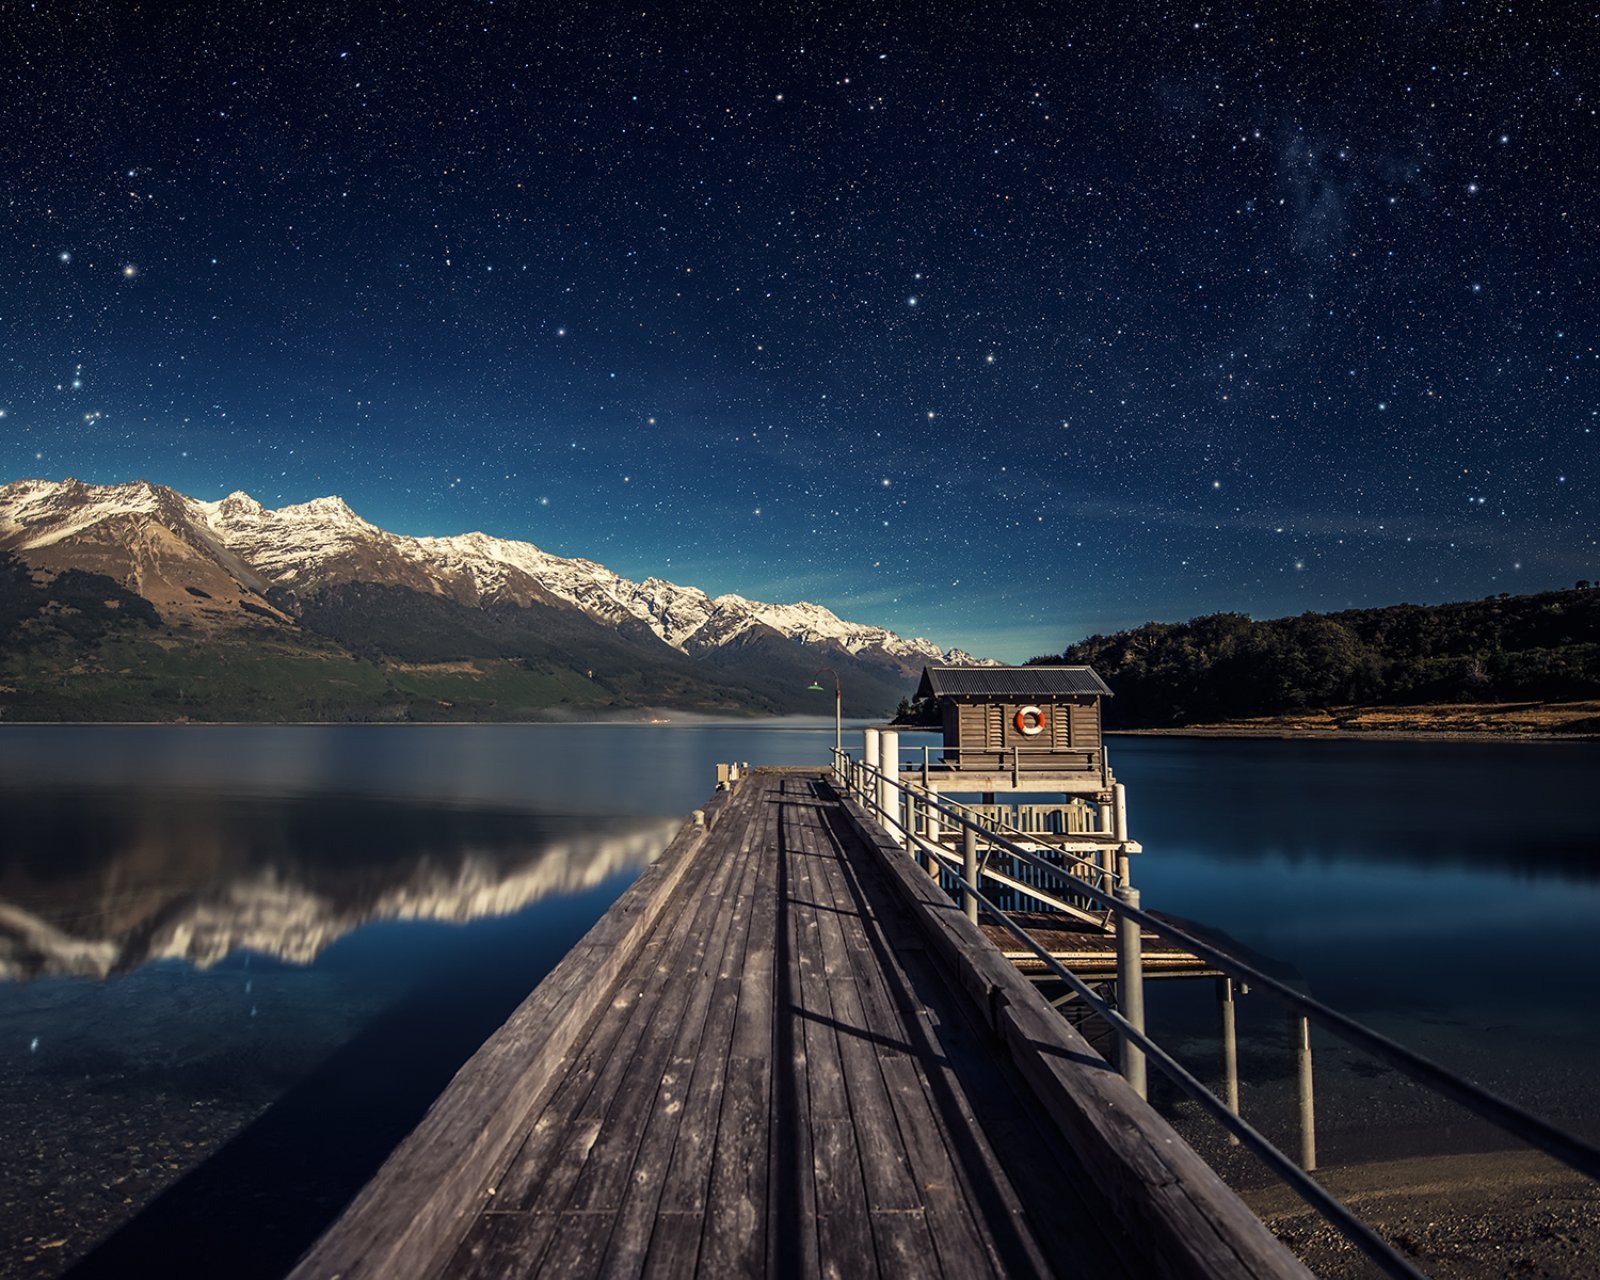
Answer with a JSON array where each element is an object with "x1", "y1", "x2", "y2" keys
[{"x1": 1, "y1": 725, "x2": 1597, "y2": 1277}]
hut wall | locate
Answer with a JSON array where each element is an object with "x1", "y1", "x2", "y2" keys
[{"x1": 944, "y1": 696, "x2": 1101, "y2": 766}]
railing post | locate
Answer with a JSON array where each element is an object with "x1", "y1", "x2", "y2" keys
[
  {"x1": 904, "y1": 789, "x2": 920, "y2": 864},
  {"x1": 879, "y1": 729, "x2": 900, "y2": 845},
  {"x1": 863, "y1": 729, "x2": 880, "y2": 816},
  {"x1": 1219, "y1": 977, "x2": 1241, "y2": 1145},
  {"x1": 1294, "y1": 1013, "x2": 1317, "y2": 1171},
  {"x1": 963, "y1": 822, "x2": 979, "y2": 924},
  {"x1": 925, "y1": 784, "x2": 941, "y2": 848},
  {"x1": 1115, "y1": 886, "x2": 1147, "y2": 1099},
  {"x1": 919, "y1": 792, "x2": 939, "y2": 881}
]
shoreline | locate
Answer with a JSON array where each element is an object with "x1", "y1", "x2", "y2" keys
[
  {"x1": 1, "y1": 704, "x2": 1598, "y2": 741},
  {"x1": 0, "y1": 721, "x2": 1593, "y2": 741},
  {"x1": 1108, "y1": 698, "x2": 1600, "y2": 742},
  {"x1": 1111, "y1": 725, "x2": 1599, "y2": 743}
]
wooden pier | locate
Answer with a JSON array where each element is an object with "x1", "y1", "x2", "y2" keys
[{"x1": 292, "y1": 771, "x2": 1307, "y2": 1279}]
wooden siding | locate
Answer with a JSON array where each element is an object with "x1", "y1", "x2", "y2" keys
[{"x1": 941, "y1": 696, "x2": 1102, "y2": 770}]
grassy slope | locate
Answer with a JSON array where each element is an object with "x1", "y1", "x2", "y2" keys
[{"x1": 0, "y1": 559, "x2": 910, "y2": 721}]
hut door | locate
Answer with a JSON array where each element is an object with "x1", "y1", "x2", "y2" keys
[{"x1": 984, "y1": 704, "x2": 1003, "y2": 749}]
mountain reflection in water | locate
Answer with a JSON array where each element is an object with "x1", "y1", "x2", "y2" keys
[{"x1": 0, "y1": 788, "x2": 677, "y2": 981}]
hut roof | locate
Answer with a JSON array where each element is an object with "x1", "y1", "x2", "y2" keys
[{"x1": 914, "y1": 665, "x2": 1113, "y2": 700}]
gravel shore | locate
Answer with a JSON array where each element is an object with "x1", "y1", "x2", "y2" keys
[{"x1": 1245, "y1": 1150, "x2": 1600, "y2": 1278}]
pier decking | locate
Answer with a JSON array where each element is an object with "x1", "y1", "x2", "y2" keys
[{"x1": 292, "y1": 771, "x2": 1306, "y2": 1279}]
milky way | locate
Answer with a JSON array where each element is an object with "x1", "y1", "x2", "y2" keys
[{"x1": 2, "y1": 2, "x2": 1595, "y2": 658}]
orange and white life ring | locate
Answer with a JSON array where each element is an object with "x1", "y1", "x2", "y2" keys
[{"x1": 1014, "y1": 705, "x2": 1048, "y2": 736}]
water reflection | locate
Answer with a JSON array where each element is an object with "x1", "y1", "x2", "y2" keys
[
  {"x1": 1117, "y1": 736, "x2": 1600, "y2": 881},
  {"x1": 0, "y1": 787, "x2": 676, "y2": 981}
]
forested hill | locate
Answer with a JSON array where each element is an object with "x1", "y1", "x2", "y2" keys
[{"x1": 1037, "y1": 586, "x2": 1600, "y2": 729}]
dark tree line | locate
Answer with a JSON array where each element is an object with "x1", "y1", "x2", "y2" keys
[{"x1": 1034, "y1": 586, "x2": 1600, "y2": 727}]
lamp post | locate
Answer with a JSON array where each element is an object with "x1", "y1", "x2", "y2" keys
[{"x1": 807, "y1": 668, "x2": 842, "y2": 758}]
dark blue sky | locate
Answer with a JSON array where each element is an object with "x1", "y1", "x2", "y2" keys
[{"x1": 3, "y1": 2, "x2": 1596, "y2": 660}]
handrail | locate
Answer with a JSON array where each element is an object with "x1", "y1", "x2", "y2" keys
[
  {"x1": 832, "y1": 748, "x2": 1600, "y2": 1275},
  {"x1": 907, "y1": 783, "x2": 1123, "y2": 884},
  {"x1": 934, "y1": 845, "x2": 1426, "y2": 1280}
]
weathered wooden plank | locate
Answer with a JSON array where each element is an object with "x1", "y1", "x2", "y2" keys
[
  {"x1": 702, "y1": 780, "x2": 782, "y2": 1279},
  {"x1": 599, "y1": 794, "x2": 767, "y2": 1273},
  {"x1": 810, "y1": 1117, "x2": 879, "y2": 1280},
  {"x1": 517, "y1": 832, "x2": 732, "y2": 1225},
  {"x1": 472, "y1": 948, "x2": 676, "y2": 1268},
  {"x1": 868, "y1": 1210, "x2": 937, "y2": 1279},
  {"x1": 698, "y1": 1054, "x2": 771, "y2": 1275},
  {"x1": 499, "y1": 786, "x2": 763, "y2": 1268},
  {"x1": 767, "y1": 780, "x2": 823, "y2": 1279},
  {"x1": 446, "y1": 1211, "x2": 546, "y2": 1280},
  {"x1": 795, "y1": 780, "x2": 943, "y2": 1275},
  {"x1": 818, "y1": 809, "x2": 1057, "y2": 1278},
  {"x1": 487, "y1": 830, "x2": 734, "y2": 1212},
  {"x1": 808, "y1": 900, "x2": 921, "y2": 1214},
  {"x1": 639, "y1": 1212, "x2": 704, "y2": 1279},
  {"x1": 289, "y1": 802, "x2": 722, "y2": 1280},
  {"x1": 896, "y1": 956, "x2": 1115, "y2": 1278},
  {"x1": 727, "y1": 792, "x2": 778, "y2": 1063},
  {"x1": 651, "y1": 804, "x2": 767, "y2": 1218},
  {"x1": 532, "y1": 1210, "x2": 615, "y2": 1278},
  {"x1": 565, "y1": 823, "x2": 745, "y2": 1218}
]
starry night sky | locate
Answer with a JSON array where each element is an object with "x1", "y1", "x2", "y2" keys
[{"x1": 3, "y1": 2, "x2": 1596, "y2": 660}]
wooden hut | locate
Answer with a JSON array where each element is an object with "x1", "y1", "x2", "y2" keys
[{"x1": 911, "y1": 665, "x2": 1112, "y2": 780}]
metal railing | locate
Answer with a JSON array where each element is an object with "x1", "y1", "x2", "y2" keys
[
  {"x1": 902, "y1": 740, "x2": 1107, "y2": 783},
  {"x1": 830, "y1": 747, "x2": 1600, "y2": 1280}
]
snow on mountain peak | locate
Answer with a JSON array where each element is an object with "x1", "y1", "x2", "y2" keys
[
  {"x1": 1, "y1": 478, "x2": 991, "y2": 665},
  {"x1": 0, "y1": 475, "x2": 175, "y2": 549},
  {"x1": 219, "y1": 490, "x2": 265, "y2": 514}
]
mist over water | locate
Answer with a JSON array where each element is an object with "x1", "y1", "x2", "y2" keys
[{"x1": 1, "y1": 725, "x2": 1596, "y2": 1275}]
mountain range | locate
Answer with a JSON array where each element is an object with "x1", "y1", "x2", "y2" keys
[{"x1": 0, "y1": 478, "x2": 987, "y2": 721}]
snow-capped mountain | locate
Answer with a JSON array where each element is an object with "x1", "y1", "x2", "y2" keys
[
  {"x1": 0, "y1": 476, "x2": 980, "y2": 663},
  {"x1": 0, "y1": 477, "x2": 990, "y2": 719}
]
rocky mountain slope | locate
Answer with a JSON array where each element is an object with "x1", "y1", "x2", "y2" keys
[{"x1": 0, "y1": 477, "x2": 987, "y2": 720}]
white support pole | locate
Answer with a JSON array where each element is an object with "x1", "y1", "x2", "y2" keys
[
  {"x1": 1219, "y1": 977, "x2": 1241, "y2": 1145},
  {"x1": 926, "y1": 785, "x2": 941, "y2": 847},
  {"x1": 1115, "y1": 885, "x2": 1147, "y2": 1099},
  {"x1": 1294, "y1": 1013, "x2": 1317, "y2": 1171},
  {"x1": 879, "y1": 729, "x2": 900, "y2": 845}
]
